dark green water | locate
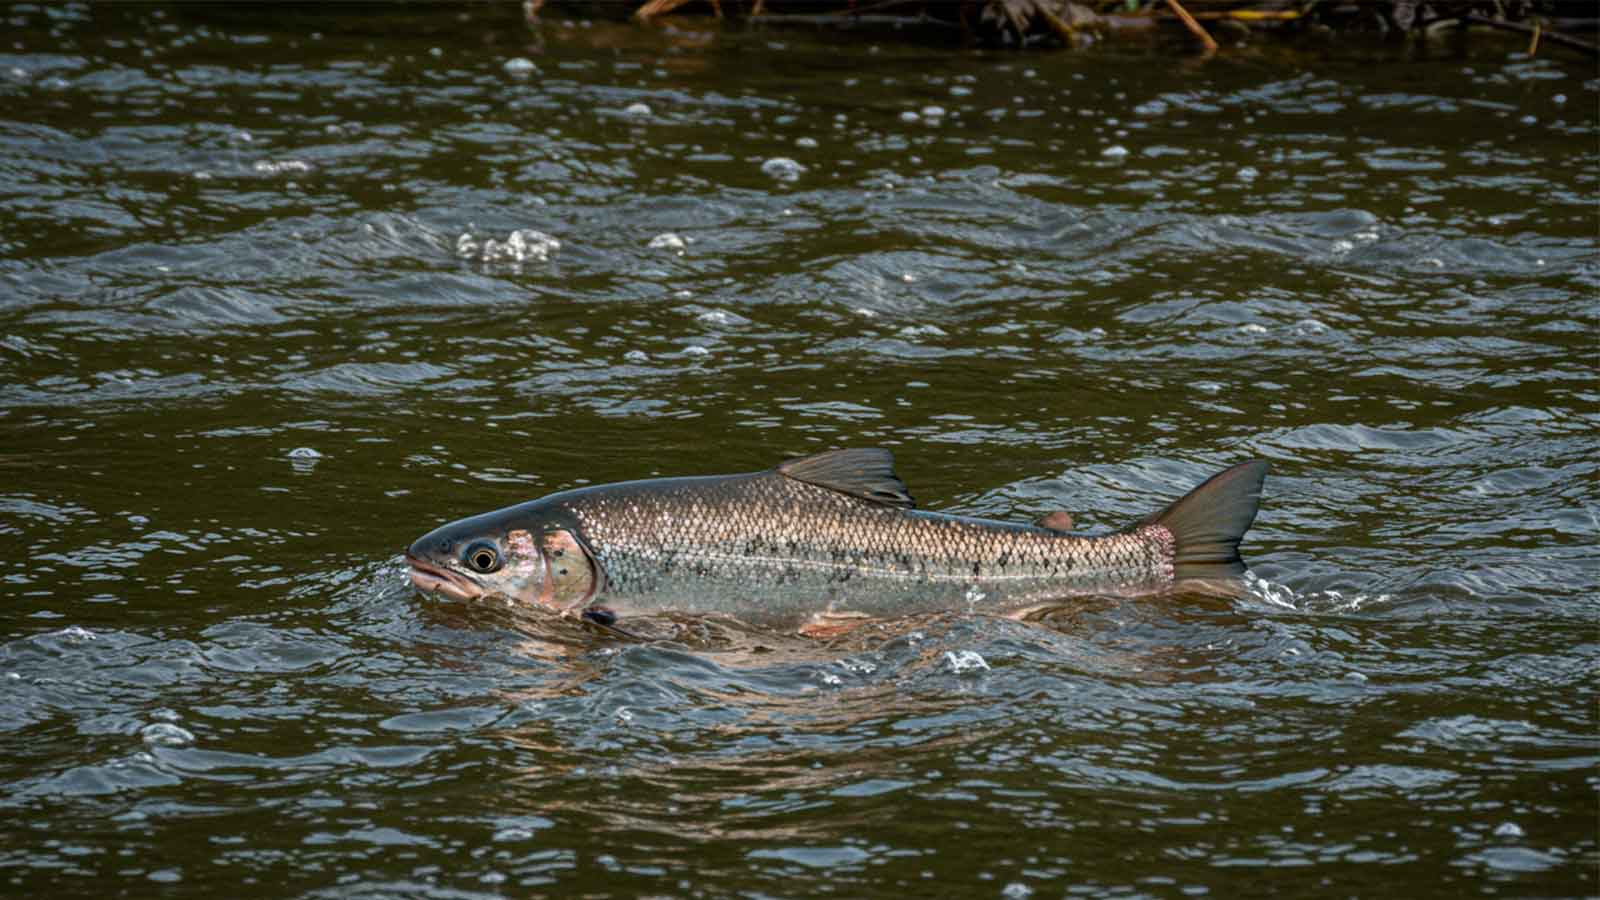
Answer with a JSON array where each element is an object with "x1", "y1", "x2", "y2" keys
[{"x1": 2, "y1": 3, "x2": 1595, "y2": 897}]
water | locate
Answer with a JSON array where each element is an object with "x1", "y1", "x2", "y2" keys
[{"x1": 2, "y1": 4, "x2": 1596, "y2": 896}]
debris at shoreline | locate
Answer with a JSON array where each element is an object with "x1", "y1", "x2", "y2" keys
[{"x1": 534, "y1": 0, "x2": 1598, "y2": 55}]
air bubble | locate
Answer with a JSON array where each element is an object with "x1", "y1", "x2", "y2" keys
[
  {"x1": 696, "y1": 310, "x2": 739, "y2": 326},
  {"x1": 287, "y1": 447, "x2": 322, "y2": 475},
  {"x1": 760, "y1": 157, "x2": 805, "y2": 182},
  {"x1": 56, "y1": 626, "x2": 95, "y2": 644},
  {"x1": 141, "y1": 722, "x2": 195, "y2": 747}
]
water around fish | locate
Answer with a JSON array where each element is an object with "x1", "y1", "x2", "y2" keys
[{"x1": 1, "y1": 4, "x2": 1595, "y2": 897}]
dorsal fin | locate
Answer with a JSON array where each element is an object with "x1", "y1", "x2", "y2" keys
[
  {"x1": 1034, "y1": 511, "x2": 1074, "y2": 531},
  {"x1": 777, "y1": 448, "x2": 916, "y2": 509}
]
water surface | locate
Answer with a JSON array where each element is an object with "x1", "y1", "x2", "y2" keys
[{"x1": 1, "y1": 4, "x2": 1596, "y2": 897}]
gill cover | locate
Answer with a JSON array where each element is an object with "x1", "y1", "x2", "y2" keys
[{"x1": 532, "y1": 528, "x2": 602, "y2": 610}]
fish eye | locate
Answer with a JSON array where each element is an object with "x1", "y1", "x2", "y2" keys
[{"x1": 464, "y1": 542, "x2": 500, "y2": 573}]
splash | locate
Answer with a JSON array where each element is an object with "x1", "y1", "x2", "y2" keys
[
  {"x1": 1242, "y1": 571, "x2": 1394, "y2": 614},
  {"x1": 457, "y1": 229, "x2": 561, "y2": 266},
  {"x1": 944, "y1": 649, "x2": 990, "y2": 673}
]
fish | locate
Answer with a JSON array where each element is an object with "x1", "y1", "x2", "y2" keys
[{"x1": 404, "y1": 448, "x2": 1268, "y2": 633}]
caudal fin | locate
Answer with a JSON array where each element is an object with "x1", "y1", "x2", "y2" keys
[{"x1": 1143, "y1": 460, "x2": 1268, "y2": 589}]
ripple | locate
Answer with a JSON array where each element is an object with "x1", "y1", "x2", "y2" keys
[{"x1": 0, "y1": 9, "x2": 1595, "y2": 897}]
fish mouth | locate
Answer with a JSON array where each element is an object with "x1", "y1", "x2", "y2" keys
[{"x1": 405, "y1": 552, "x2": 485, "y2": 601}]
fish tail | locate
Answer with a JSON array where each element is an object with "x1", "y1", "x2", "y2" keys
[{"x1": 1145, "y1": 460, "x2": 1269, "y2": 591}]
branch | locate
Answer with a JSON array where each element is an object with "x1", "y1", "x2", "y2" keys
[{"x1": 1457, "y1": 13, "x2": 1600, "y2": 57}]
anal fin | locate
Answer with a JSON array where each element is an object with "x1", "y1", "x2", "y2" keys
[{"x1": 798, "y1": 609, "x2": 877, "y2": 640}]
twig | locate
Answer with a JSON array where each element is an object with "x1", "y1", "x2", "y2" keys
[
  {"x1": 1190, "y1": 9, "x2": 1302, "y2": 20},
  {"x1": 1164, "y1": 0, "x2": 1218, "y2": 53},
  {"x1": 1034, "y1": 4, "x2": 1080, "y2": 44},
  {"x1": 1528, "y1": 19, "x2": 1541, "y2": 55},
  {"x1": 734, "y1": 10, "x2": 965, "y2": 30},
  {"x1": 1459, "y1": 13, "x2": 1599, "y2": 57},
  {"x1": 636, "y1": 0, "x2": 694, "y2": 20}
]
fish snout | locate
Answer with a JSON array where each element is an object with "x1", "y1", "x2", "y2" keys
[{"x1": 404, "y1": 550, "x2": 484, "y2": 601}]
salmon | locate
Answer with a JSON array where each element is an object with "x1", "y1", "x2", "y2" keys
[{"x1": 404, "y1": 449, "x2": 1268, "y2": 632}]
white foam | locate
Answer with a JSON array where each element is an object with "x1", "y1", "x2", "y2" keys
[
  {"x1": 252, "y1": 159, "x2": 313, "y2": 176},
  {"x1": 945, "y1": 650, "x2": 989, "y2": 673},
  {"x1": 462, "y1": 229, "x2": 561, "y2": 264}
]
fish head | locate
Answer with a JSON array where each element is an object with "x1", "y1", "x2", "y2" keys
[{"x1": 405, "y1": 510, "x2": 598, "y2": 612}]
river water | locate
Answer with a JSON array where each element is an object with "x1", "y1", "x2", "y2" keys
[{"x1": 2, "y1": 3, "x2": 1595, "y2": 897}]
